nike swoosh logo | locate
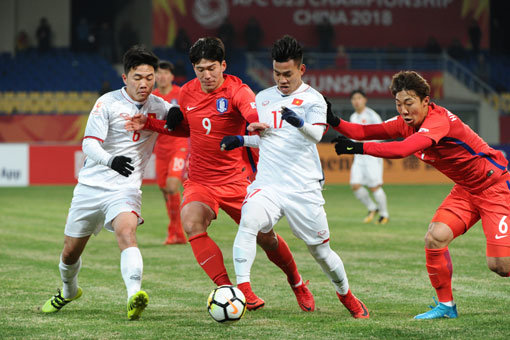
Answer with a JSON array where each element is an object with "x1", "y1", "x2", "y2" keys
[
  {"x1": 187, "y1": 106, "x2": 198, "y2": 111},
  {"x1": 300, "y1": 303, "x2": 312, "y2": 311},
  {"x1": 226, "y1": 298, "x2": 239, "y2": 314},
  {"x1": 346, "y1": 147, "x2": 354, "y2": 151},
  {"x1": 495, "y1": 234, "x2": 509, "y2": 239},
  {"x1": 199, "y1": 254, "x2": 216, "y2": 266}
]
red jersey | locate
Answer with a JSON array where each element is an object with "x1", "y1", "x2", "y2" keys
[
  {"x1": 381, "y1": 103, "x2": 508, "y2": 193},
  {"x1": 152, "y1": 85, "x2": 189, "y2": 159},
  {"x1": 179, "y1": 74, "x2": 258, "y2": 185}
]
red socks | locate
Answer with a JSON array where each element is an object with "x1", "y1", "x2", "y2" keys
[
  {"x1": 188, "y1": 232, "x2": 232, "y2": 286},
  {"x1": 425, "y1": 247, "x2": 453, "y2": 302},
  {"x1": 263, "y1": 234, "x2": 301, "y2": 286},
  {"x1": 166, "y1": 193, "x2": 185, "y2": 238}
]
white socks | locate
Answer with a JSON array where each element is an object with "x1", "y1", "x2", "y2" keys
[
  {"x1": 59, "y1": 256, "x2": 82, "y2": 299},
  {"x1": 121, "y1": 247, "x2": 143, "y2": 299},
  {"x1": 373, "y1": 187, "x2": 389, "y2": 218},
  {"x1": 307, "y1": 243, "x2": 349, "y2": 295},
  {"x1": 233, "y1": 228, "x2": 258, "y2": 285},
  {"x1": 353, "y1": 187, "x2": 377, "y2": 212}
]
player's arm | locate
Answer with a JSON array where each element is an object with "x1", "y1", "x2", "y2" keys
[
  {"x1": 124, "y1": 109, "x2": 190, "y2": 137},
  {"x1": 83, "y1": 100, "x2": 134, "y2": 177},
  {"x1": 280, "y1": 106, "x2": 326, "y2": 143},
  {"x1": 324, "y1": 96, "x2": 390, "y2": 140},
  {"x1": 333, "y1": 133, "x2": 434, "y2": 159},
  {"x1": 220, "y1": 134, "x2": 261, "y2": 151}
]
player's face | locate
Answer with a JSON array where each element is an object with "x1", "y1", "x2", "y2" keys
[
  {"x1": 155, "y1": 68, "x2": 174, "y2": 89},
  {"x1": 122, "y1": 64, "x2": 155, "y2": 102},
  {"x1": 395, "y1": 90, "x2": 430, "y2": 128},
  {"x1": 273, "y1": 59, "x2": 305, "y2": 95},
  {"x1": 193, "y1": 59, "x2": 226, "y2": 93},
  {"x1": 351, "y1": 93, "x2": 367, "y2": 113}
]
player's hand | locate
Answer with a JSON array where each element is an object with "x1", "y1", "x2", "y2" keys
[
  {"x1": 323, "y1": 96, "x2": 340, "y2": 127},
  {"x1": 220, "y1": 135, "x2": 244, "y2": 151},
  {"x1": 332, "y1": 135, "x2": 363, "y2": 155},
  {"x1": 247, "y1": 122, "x2": 270, "y2": 134},
  {"x1": 280, "y1": 106, "x2": 304, "y2": 128},
  {"x1": 165, "y1": 106, "x2": 183, "y2": 131},
  {"x1": 109, "y1": 156, "x2": 134, "y2": 177},
  {"x1": 124, "y1": 113, "x2": 147, "y2": 131}
]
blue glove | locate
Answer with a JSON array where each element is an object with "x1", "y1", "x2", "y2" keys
[
  {"x1": 281, "y1": 106, "x2": 304, "y2": 128},
  {"x1": 220, "y1": 135, "x2": 244, "y2": 151}
]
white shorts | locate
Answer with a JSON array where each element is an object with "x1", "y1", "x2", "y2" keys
[
  {"x1": 64, "y1": 183, "x2": 144, "y2": 238},
  {"x1": 240, "y1": 185, "x2": 329, "y2": 245},
  {"x1": 350, "y1": 155, "x2": 383, "y2": 187}
]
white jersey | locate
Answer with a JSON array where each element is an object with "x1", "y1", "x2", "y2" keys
[
  {"x1": 79, "y1": 88, "x2": 171, "y2": 190},
  {"x1": 253, "y1": 83, "x2": 326, "y2": 191},
  {"x1": 350, "y1": 107, "x2": 383, "y2": 164}
]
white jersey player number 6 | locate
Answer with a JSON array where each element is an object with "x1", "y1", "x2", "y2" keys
[{"x1": 202, "y1": 117, "x2": 211, "y2": 135}]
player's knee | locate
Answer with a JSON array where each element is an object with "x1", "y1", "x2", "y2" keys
[
  {"x1": 424, "y1": 222, "x2": 452, "y2": 248},
  {"x1": 487, "y1": 258, "x2": 510, "y2": 277},
  {"x1": 308, "y1": 242, "x2": 331, "y2": 263},
  {"x1": 256, "y1": 230, "x2": 278, "y2": 250}
]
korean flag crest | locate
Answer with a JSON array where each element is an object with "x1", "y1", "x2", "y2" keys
[{"x1": 216, "y1": 98, "x2": 228, "y2": 113}]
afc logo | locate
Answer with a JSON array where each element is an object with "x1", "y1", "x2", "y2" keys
[{"x1": 216, "y1": 98, "x2": 228, "y2": 113}]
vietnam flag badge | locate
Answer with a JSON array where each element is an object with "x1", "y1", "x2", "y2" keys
[{"x1": 292, "y1": 98, "x2": 303, "y2": 106}]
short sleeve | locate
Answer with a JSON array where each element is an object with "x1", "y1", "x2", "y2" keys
[{"x1": 233, "y1": 84, "x2": 258, "y2": 123}]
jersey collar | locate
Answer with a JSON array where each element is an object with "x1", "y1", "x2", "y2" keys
[{"x1": 121, "y1": 87, "x2": 147, "y2": 107}]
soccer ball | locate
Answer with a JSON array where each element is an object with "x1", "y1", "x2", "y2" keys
[{"x1": 207, "y1": 285, "x2": 246, "y2": 323}]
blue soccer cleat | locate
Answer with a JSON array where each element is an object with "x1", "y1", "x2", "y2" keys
[{"x1": 414, "y1": 298, "x2": 458, "y2": 319}]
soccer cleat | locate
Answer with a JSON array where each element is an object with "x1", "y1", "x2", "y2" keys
[
  {"x1": 363, "y1": 210, "x2": 378, "y2": 223},
  {"x1": 237, "y1": 282, "x2": 265, "y2": 311},
  {"x1": 414, "y1": 298, "x2": 458, "y2": 319},
  {"x1": 337, "y1": 290, "x2": 369, "y2": 319},
  {"x1": 291, "y1": 280, "x2": 315, "y2": 312},
  {"x1": 376, "y1": 216, "x2": 389, "y2": 225},
  {"x1": 127, "y1": 290, "x2": 149, "y2": 320},
  {"x1": 42, "y1": 288, "x2": 82, "y2": 313}
]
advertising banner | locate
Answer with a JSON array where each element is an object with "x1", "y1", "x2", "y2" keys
[
  {"x1": 153, "y1": 0, "x2": 489, "y2": 50},
  {"x1": 0, "y1": 144, "x2": 29, "y2": 186}
]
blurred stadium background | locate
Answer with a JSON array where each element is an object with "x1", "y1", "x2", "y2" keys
[{"x1": 1, "y1": 0, "x2": 510, "y2": 187}]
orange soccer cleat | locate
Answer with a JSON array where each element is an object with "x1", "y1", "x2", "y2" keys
[
  {"x1": 291, "y1": 280, "x2": 315, "y2": 312},
  {"x1": 337, "y1": 290, "x2": 369, "y2": 319},
  {"x1": 237, "y1": 282, "x2": 265, "y2": 311}
]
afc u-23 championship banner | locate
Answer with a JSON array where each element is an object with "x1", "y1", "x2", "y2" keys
[{"x1": 153, "y1": 0, "x2": 489, "y2": 49}]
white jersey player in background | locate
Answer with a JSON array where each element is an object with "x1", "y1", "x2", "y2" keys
[
  {"x1": 220, "y1": 36, "x2": 369, "y2": 318},
  {"x1": 42, "y1": 45, "x2": 176, "y2": 320},
  {"x1": 348, "y1": 89, "x2": 389, "y2": 224}
]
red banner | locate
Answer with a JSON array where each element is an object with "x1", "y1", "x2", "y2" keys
[
  {"x1": 0, "y1": 115, "x2": 88, "y2": 142},
  {"x1": 153, "y1": 0, "x2": 489, "y2": 49}
]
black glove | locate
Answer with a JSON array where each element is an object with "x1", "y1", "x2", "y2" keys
[
  {"x1": 281, "y1": 106, "x2": 304, "y2": 128},
  {"x1": 165, "y1": 107, "x2": 184, "y2": 130},
  {"x1": 220, "y1": 135, "x2": 244, "y2": 151},
  {"x1": 323, "y1": 96, "x2": 340, "y2": 127},
  {"x1": 332, "y1": 136, "x2": 363, "y2": 155},
  {"x1": 109, "y1": 156, "x2": 134, "y2": 177}
]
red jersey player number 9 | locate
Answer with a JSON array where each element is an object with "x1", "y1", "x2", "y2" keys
[{"x1": 202, "y1": 118, "x2": 211, "y2": 135}]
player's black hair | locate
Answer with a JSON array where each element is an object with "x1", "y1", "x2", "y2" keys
[
  {"x1": 157, "y1": 60, "x2": 175, "y2": 74},
  {"x1": 189, "y1": 37, "x2": 225, "y2": 64},
  {"x1": 390, "y1": 71, "x2": 430, "y2": 101},
  {"x1": 271, "y1": 35, "x2": 303, "y2": 65},
  {"x1": 122, "y1": 44, "x2": 159, "y2": 75},
  {"x1": 350, "y1": 89, "x2": 366, "y2": 99}
]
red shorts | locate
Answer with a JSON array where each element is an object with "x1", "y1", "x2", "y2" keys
[
  {"x1": 155, "y1": 148, "x2": 188, "y2": 188},
  {"x1": 181, "y1": 179, "x2": 250, "y2": 224},
  {"x1": 432, "y1": 172, "x2": 510, "y2": 257}
]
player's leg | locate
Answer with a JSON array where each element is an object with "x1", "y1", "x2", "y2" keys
[
  {"x1": 233, "y1": 195, "x2": 276, "y2": 310},
  {"x1": 479, "y1": 175, "x2": 510, "y2": 277},
  {"x1": 368, "y1": 158, "x2": 388, "y2": 224},
  {"x1": 111, "y1": 211, "x2": 148, "y2": 320},
  {"x1": 42, "y1": 184, "x2": 97, "y2": 313},
  {"x1": 163, "y1": 152, "x2": 187, "y2": 244},
  {"x1": 181, "y1": 181, "x2": 231, "y2": 286},
  {"x1": 351, "y1": 160, "x2": 377, "y2": 222},
  {"x1": 415, "y1": 186, "x2": 477, "y2": 319}
]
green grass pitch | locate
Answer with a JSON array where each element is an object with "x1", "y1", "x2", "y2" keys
[{"x1": 1, "y1": 184, "x2": 509, "y2": 339}]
